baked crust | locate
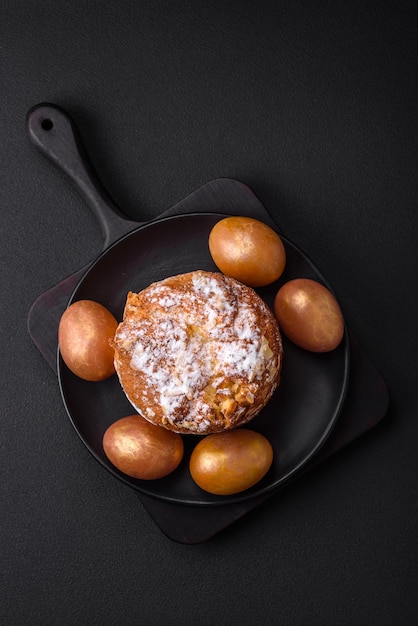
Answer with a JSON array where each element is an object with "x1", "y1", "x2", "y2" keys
[{"x1": 112, "y1": 271, "x2": 282, "y2": 434}]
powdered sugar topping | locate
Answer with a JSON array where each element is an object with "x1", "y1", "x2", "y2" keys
[{"x1": 114, "y1": 271, "x2": 280, "y2": 432}]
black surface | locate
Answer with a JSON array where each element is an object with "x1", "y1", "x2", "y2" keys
[{"x1": 2, "y1": 1, "x2": 418, "y2": 624}]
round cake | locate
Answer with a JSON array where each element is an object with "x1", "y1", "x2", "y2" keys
[{"x1": 112, "y1": 270, "x2": 283, "y2": 434}]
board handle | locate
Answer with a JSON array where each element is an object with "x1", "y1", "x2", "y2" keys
[{"x1": 26, "y1": 103, "x2": 139, "y2": 247}]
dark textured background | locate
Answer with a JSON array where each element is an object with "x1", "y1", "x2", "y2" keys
[{"x1": 2, "y1": 1, "x2": 417, "y2": 624}]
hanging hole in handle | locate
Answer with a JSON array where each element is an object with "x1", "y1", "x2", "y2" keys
[{"x1": 41, "y1": 118, "x2": 54, "y2": 131}]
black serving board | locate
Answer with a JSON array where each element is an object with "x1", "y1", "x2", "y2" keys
[{"x1": 27, "y1": 104, "x2": 389, "y2": 543}]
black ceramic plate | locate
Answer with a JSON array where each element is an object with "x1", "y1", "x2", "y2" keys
[{"x1": 58, "y1": 213, "x2": 350, "y2": 506}]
